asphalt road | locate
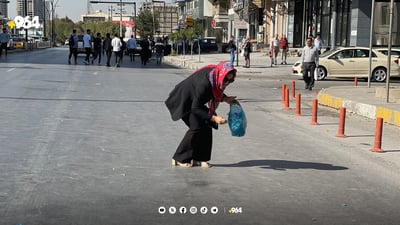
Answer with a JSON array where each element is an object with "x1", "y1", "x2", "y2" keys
[{"x1": 1, "y1": 48, "x2": 400, "y2": 225}]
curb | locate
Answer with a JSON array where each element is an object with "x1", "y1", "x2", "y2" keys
[{"x1": 318, "y1": 89, "x2": 400, "y2": 127}]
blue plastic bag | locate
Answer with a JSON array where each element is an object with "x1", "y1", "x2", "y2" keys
[{"x1": 228, "y1": 102, "x2": 247, "y2": 137}]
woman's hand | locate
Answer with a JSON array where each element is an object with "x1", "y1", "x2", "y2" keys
[
  {"x1": 223, "y1": 95, "x2": 237, "y2": 105},
  {"x1": 211, "y1": 115, "x2": 227, "y2": 124}
]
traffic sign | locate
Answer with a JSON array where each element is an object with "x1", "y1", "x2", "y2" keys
[{"x1": 186, "y1": 16, "x2": 193, "y2": 27}]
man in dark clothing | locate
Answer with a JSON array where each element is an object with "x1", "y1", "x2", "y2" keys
[
  {"x1": 140, "y1": 37, "x2": 150, "y2": 65},
  {"x1": 67, "y1": 29, "x2": 78, "y2": 65},
  {"x1": 154, "y1": 40, "x2": 164, "y2": 64},
  {"x1": 103, "y1": 33, "x2": 112, "y2": 67},
  {"x1": 92, "y1": 32, "x2": 102, "y2": 65},
  {"x1": 165, "y1": 62, "x2": 237, "y2": 168}
]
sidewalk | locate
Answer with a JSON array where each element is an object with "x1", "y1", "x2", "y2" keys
[{"x1": 163, "y1": 52, "x2": 400, "y2": 127}]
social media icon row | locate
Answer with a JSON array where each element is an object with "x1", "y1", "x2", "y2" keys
[{"x1": 158, "y1": 206, "x2": 218, "y2": 215}]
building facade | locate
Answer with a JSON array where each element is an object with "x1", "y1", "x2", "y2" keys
[
  {"x1": 16, "y1": 0, "x2": 45, "y2": 19},
  {"x1": 140, "y1": 1, "x2": 179, "y2": 37},
  {"x1": 0, "y1": 2, "x2": 8, "y2": 18}
]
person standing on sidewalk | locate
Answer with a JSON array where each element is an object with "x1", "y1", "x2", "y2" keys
[
  {"x1": 165, "y1": 62, "x2": 237, "y2": 168},
  {"x1": 111, "y1": 33, "x2": 122, "y2": 67},
  {"x1": 279, "y1": 34, "x2": 289, "y2": 64},
  {"x1": 301, "y1": 37, "x2": 319, "y2": 91},
  {"x1": 91, "y1": 32, "x2": 102, "y2": 65},
  {"x1": 83, "y1": 29, "x2": 93, "y2": 65},
  {"x1": 272, "y1": 34, "x2": 280, "y2": 65},
  {"x1": 228, "y1": 35, "x2": 237, "y2": 66},
  {"x1": 67, "y1": 29, "x2": 78, "y2": 64},
  {"x1": 0, "y1": 28, "x2": 10, "y2": 59},
  {"x1": 314, "y1": 34, "x2": 323, "y2": 55},
  {"x1": 127, "y1": 35, "x2": 137, "y2": 62},
  {"x1": 242, "y1": 36, "x2": 252, "y2": 68},
  {"x1": 154, "y1": 39, "x2": 165, "y2": 64},
  {"x1": 103, "y1": 33, "x2": 112, "y2": 67}
]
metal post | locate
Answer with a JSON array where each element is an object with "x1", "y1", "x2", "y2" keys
[
  {"x1": 331, "y1": 0, "x2": 336, "y2": 51},
  {"x1": 43, "y1": 0, "x2": 46, "y2": 38},
  {"x1": 119, "y1": 0, "x2": 122, "y2": 37},
  {"x1": 24, "y1": 0, "x2": 28, "y2": 42},
  {"x1": 368, "y1": 0, "x2": 375, "y2": 88},
  {"x1": 133, "y1": 2, "x2": 136, "y2": 38},
  {"x1": 152, "y1": 1, "x2": 155, "y2": 35},
  {"x1": 386, "y1": 0, "x2": 394, "y2": 103},
  {"x1": 51, "y1": 0, "x2": 55, "y2": 47},
  {"x1": 236, "y1": 37, "x2": 239, "y2": 66}
]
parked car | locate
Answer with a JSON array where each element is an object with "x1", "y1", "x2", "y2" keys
[
  {"x1": 75, "y1": 35, "x2": 95, "y2": 54},
  {"x1": 135, "y1": 39, "x2": 142, "y2": 55},
  {"x1": 76, "y1": 35, "x2": 85, "y2": 54},
  {"x1": 375, "y1": 48, "x2": 400, "y2": 57},
  {"x1": 291, "y1": 47, "x2": 400, "y2": 82},
  {"x1": 193, "y1": 37, "x2": 218, "y2": 53},
  {"x1": 12, "y1": 37, "x2": 25, "y2": 49}
]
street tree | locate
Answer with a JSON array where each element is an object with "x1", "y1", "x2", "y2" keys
[{"x1": 136, "y1": 10, "x2": 159, "y2": 38}]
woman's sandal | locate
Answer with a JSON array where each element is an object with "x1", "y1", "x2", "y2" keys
[
  {"x1": 193, "y1": 160, "x2": 212, "y2": 168},
  {"x1": 172, "y1": 159, "x2": 192, "y2": 167}
]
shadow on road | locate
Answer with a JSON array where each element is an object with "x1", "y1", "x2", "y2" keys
[{"x1": 214, "y1": 159, "x2": 348, "y2": 171}]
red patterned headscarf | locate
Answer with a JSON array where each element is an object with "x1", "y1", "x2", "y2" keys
[{"x1": 205, "y1": 61, "x2": 237, "y2": 114}]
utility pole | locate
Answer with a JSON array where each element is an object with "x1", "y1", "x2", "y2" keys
[
  {"x1": 90, "y1": 0, "x2": 136, "y2": 38},
  {"x1": 386, "y1": 0, "x2": 394, "y2": 103},
  {"x1": 133, "y1": 2, "x2": 136, "y2": 38},
  {"x1": 24, "y1": 0, "x2": 28, "y2": 42},
  {"x1": 119, "y1": 0, "x2": 122, "y2": 37},
  {"x1": 43, "y1": 0, "x2": 46, "y2": 38}
]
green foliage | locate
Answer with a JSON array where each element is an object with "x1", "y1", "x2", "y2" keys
[
  {"x1": 49, "y1": 17, "x2": 123, "y2": 44},
  {"x1": 168, "y1": 22, "x2": 204, "y2": 54},
  {"x1": 136, "y1": 10, "x2": 159, "y2": 38}
]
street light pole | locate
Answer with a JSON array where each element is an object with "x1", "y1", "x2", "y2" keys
[
  {"x1": 133, "y1": 2, "x2": 136, "y2": 38},
  {"x1": 119, "y1": 0, "x2": 122, "y2": 37},
  {"x1": 24, "y1": 0, "x2": 28, "y2": 42},
  {"x1": 43, "y1": 0, "x2": 46, "y2": 38}
]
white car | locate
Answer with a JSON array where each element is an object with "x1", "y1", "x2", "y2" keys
[{"x1": 291, "y1": 47, "x2": 400, "y2": 82}]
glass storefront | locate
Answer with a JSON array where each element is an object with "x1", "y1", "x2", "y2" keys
[
  {"x1": 289, "y1": 0, "x2": 352, "y2": 48},
  {"x1": 288, "y1": 0, "x2": 400, "y2": 48}
]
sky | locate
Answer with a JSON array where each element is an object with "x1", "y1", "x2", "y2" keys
[{"x1": 8, "y1": 0, "x2": 142, "y2": 23}]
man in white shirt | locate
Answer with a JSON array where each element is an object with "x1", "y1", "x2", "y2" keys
[
  {"x1": 111, "y1": 33, "x2": 122, "y2": 67},
  {"x1": 314, "y1": 34, "x2": 323, "y2": 55},
  {"x1": 301, "y1": 37, "x2": 319, "y2": 91},
  {"x1": 83, "y1": 29, "x2": 92, "y2": 64},
  {"x1": 127, "y1": 35, "x2": 137, "y2": 62},
  {"x1": 272, "y1": 34, "x2": 280, "y2": 65}
]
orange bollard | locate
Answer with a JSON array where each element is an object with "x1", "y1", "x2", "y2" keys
[
  {"x1": 310, "y1": 99, "x2": 319, "y2": 125},
  {"x1": 281, "y1": 83, "x2": 286, "y2": 103},
  {"x1": 291, "y1": 80, "x2": 296, "y2": 98},
  {"x1": 370, "y1": 117, "x2": 385, "y2": 153},
  {"x1": 295, "y1": 93, "x2": 301, "y2": 116},
  {"x1": 336, "y1": 107, "x2": 347, "y2": 137},
  {"x1": 354, "y1": 77, "x2": 358, "y2": 87},
  {"x1": 283, "y1": 87, "x2": 290, "y2": 110}
]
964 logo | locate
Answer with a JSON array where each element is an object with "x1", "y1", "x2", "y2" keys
[
  {"x1": 228, "y1": 207, "x2": 243, "y2": 214},
  {"x1": 13, "y1": 16, "x2": 41, "y2": 29}
]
